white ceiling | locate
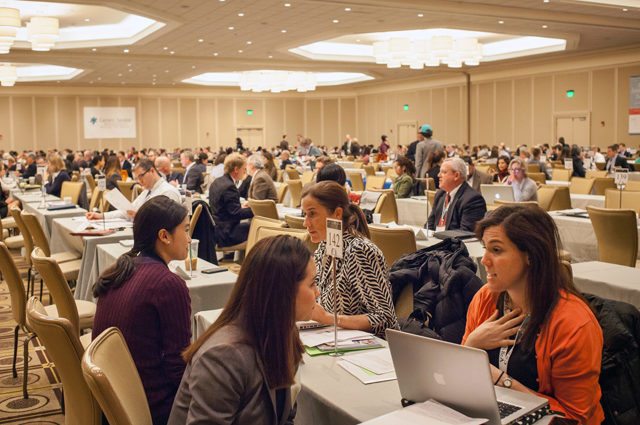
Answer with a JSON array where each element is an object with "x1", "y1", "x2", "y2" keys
[{"x1": 1, "y1": 0, "x2": 639, "y2": 88}]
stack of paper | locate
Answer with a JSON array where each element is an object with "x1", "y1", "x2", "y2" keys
[
  {"x1": 300, "y1": 327, "x2": 382, "y2": 355},
  {"x1": 360, "y1": 399, "x2": 487, "y2": 425},
  {"x1": 337, "y1": 348, "x2": 397, "y2": 384},
  {"x1": 386, "y1": 222, "x2": 431, "y2": 240}
]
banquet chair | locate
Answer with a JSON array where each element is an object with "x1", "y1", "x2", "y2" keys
[
  {"x1": 528, "y1": 172, "x2": 546, "y2": 185},
  {"x1": 536, "y1": 186, "x2": 557, "y2": 211},
  {"x1": 627, "y1": 181, "x2": 640, "y2": 191},
  {"x1": 10, "y1": 209, "x2": 39, "y2": 295},
  {"x1": 3, "y1": 207, "x2": 24, "y2": 250},
  {"x1": 301, "y1": 171, "x2": 314, "y2": 186},
  {"x1": 26, "y1": 297, "x2": 102, "y2": 425},
  {"x1": 284, "y1": 214, "x2": 305, "y2": 229},
  {"x1": 2, "y1": 212, "x2": 17, "y2": 234},
  {"x1": 245, "y1": 216, "x2": 285, "y2": 255},
  {"x1": 546, "y1": 186, "x2": 572, "y2": 211},
  {"x1": 255, "y1": 226, "x2": 315, "y2": 253},
  {"x1": 604, "y1": 189, "x2": 640, "y2": 214},
  {"x1": 494, "y1": 200, "x2": 539, "y2": 207},
  {"x1": 587, "y1": 206, "x2": 638, "y2": 267},
  {"x1": 248, "y1": 199, "x2": 279, "y2": 220},
  {"x1": 88, "y1": 187, "x2": 104, "y2": 212},
  {"x1": 287, "y1": 179, "x2": 303, "y2": 208},
  {"x1": 116, "y1": 181, "x2": 136, "y2": 201},
  {"x1": 84, "y1": 173, "x2": 96, "y2": 192},
  {"x1": 365, "y1": 175, "x2": 386, "y2": 191},
  {"x1": 61, "y1": 181, "x2": 85, "y2": 205},
  {"x1": 369, "y1": 226, "x2": 417, "y2": 319},
  {"x1": 31, "y1": 247, "x2": 96, "y2": 339},
  {"x1": 586, "y1": 170, "x2": 607, "y2": 179},
  {"x1": 569, "y1": 177, "x2": 595, "y2": 195},
  {"x1": 189, "y1": 204, "x2": 203, "y2": 237},
  {"x1": 0, "y1": 242, "x2": 37, "y2": 399},
  {"x1": 22, "y1": 212, "x2": 82, "y2": 281},
  {"x1": 595, "y1": 162, "x2": 606, "y2": 171},
  {"x1": 276, "y1": 169, "x2": 284, "y2": 183},
  {"x1": 347, "y1": 172, "x2": 365, "y2": 192},
  {"x1": 352, "y1": 160, "x2": 364, "y2": 169},
  {"x1": 276, "y1": 183, "x2": 288, "y2": 203},
  {"x1": 426, "y1": 190, "x2": 437, "y2": 208},
  {"x1": 373, "y1": 191, "x2": 399, "y2": 224},
  {"x1": 285, "y1": 168, "x2": 300, "y2": 180},
  {"x1": 384, "y1": 166, "x2": 396, "y2": 179},
  {"x1": 363, "y1": 165, "x2": 376, "y2": 176},
  {"x1": 82, "y1": 327, "x2": 152, "y2": 425},
  {"x1": 415, "y1": 177, "x2": 435, "y2": 191},
  {"x1": 592, "y1": 177, "x2": 616, "y2": 195},
  {"x1": 551, "y1": 169, "x2": 572, "y2": 182},
  {"x1": 527, "y1": 163, "x2": 541, "y2": 173}
]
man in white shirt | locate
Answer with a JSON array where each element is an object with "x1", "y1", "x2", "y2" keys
[{"x1": 86, "y1": 159, "x2": 181, "y2": 221}]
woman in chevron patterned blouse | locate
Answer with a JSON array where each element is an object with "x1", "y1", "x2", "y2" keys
[{"x1": 301, "y1": 181, "x2": 399, "y2": 338}]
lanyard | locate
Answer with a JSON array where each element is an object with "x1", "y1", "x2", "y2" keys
[{"x1": 498, "y1": 298, "x2": 530, "y2": 372}]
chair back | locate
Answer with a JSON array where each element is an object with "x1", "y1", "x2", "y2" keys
[
  {"x1": 31, "y1": 247, "x2": 80, "y2": 335},
  {"x1": 373, "y1": 191, "x2": 399, "y2": 223},
  {"x1": 285, "y1": 168, "x2": 300, "y2": 180},
  {"x1": 363, "y1": 165, "x2": 376, "y2": 176},
  {"x1": 10, "y1": 208, "x2": 33, "y2": 266},
  {"x1": 526, "y1": 163, "x2": 541, "y2": 173},
  {"x1": 626, "y1": 181, "x2": 640, "y2": 191},
  {"x1": 284, "y1": 214, "x2": 305, "y2": 229},
  {"x1": 301, "y1": 171, "x2": 314, "y2": 186},
  {"x1": 189, "y1": 204, "x2": 203, "y2": 237},
  {"x1": 604, "y1": 189, "x2": 640, "y2": 213},
  {"x1": 475, "y1": 164, "x2": 491, "y2": 174},
  {"x1": 248, "y1": 199, "x2": 279, "y2": 220},
  {"x1": 246, "y1": 216, "x2": 285, "y2": 255},
  {"x1": 586, "y1": 170, "x2": 607, "y2": 179},
  {"x1": 426, "y1": 190, "x2": 437, "y2": 208},
  {"x1": 287, "y1": 179, "x2": 303, "y2": 208},
  {"x1": 0, "y1": 242, "x2": 27, "y2": 326},
  {"x1": 21, "y1": 212, "x2": 51, "y2": 256},
  {"x1": 365, "y1": 175, "x2": 386, "y2": 191},
  {"x1": 116, "y1": 181, "x2": 137, "y2": 202},
  {"x1": 26, "y1": 297, "x2": 102, "y2": 425},
  {"x1": 569, "y1": 177, "x2": 595, "y2": 195},
  {"x1": 548, "y1": 186, "x2": 571, "y2": 211},
  {"x1": 276, "y1": 169, "x2": 284, "y2": 183},
  {"x1": 352, "y1": 161, "x2": 363, "y2": 169},
  {"x1": 384, "y1": 166, "x2": 396, "y2": 179},
  {"x1": 536, "y1": 186, "x2": 557, "y2": 211},
  {"x1": 82, "y1": 327, "x2": 152, "y2": 425},
  {"x1": 587, "y1": 206, "x2": 638, "y2": 267},
  {"x1": 347, "y1": 172, "x2": 364, "y2": 191},
  {"x1": 595, "y1": 162, "x2": 606, "y2": 171},
  {"x1": 61, "y1": 181, "x2": 84, "y2": 205},
  {"x1": 528, "y1": 173, "x2": 546, "y2": 185},
  {"x1": 85, "y1": 174, "x2": 96, "y2": 191},
  {"x1": 551, "y1": 168, "x2": 571, "y2": 182},
  {"x1": 256, "y1": 226, "x2": 315, "y2": 253},
  {"x1": 494, "y1": 200, "x2": 539, "y2": 207},
  {"x1": 276, "y1": 183, "x2": 288, "y2": 203},
  {"x1": 591, "y1": 177, "x2": 615, "y2": 195},
  {"x1": 89, "y1": 188, "x2": 104, "y2": 212}
]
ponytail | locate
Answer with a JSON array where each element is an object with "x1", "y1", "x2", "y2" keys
[
  {"x1": 346, "y1": 203, "x2": 369, "y2": 239},
  {"x1": 93, "y1": 249, "x2": 138, "y2": 297}
]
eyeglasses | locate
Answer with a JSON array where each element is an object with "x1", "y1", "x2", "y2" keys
[
  {"x1": 134, "y1": 168, "x2": 151, "y2": 181},
  {"x1": 509, "y1": 168, "x2": 523, "y2": 173}
]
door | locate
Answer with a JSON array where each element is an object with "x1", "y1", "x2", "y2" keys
[
  {"x1": 397, "y1": 121, "x2": 418, "y2": 147},
  {"x1": 554, "y1": 114, "x2": 590, "y2": 146},
  {"x1": 236, "y1": 128, "x2": 264, "y2": 150}
]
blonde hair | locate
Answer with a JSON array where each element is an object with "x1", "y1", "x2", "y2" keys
[
  {"x1": 223, "y1": 152, "x2": 246, "y2": 174},
  {"x1": 48, "y1": 155, "x2": 66, "y2": 172}
]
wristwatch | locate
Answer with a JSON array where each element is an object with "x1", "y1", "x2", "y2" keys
[{"x1": 502, "y1": 376, "x2": 513, "y2": 389}]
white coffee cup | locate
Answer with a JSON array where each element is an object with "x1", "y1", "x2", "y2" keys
[{"x1": 372, "y1": 213, "x2": 382, "y2": 224}]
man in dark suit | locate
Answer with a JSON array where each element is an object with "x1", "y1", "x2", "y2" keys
[
  {"x1": 180, "y1": 150, "x2": 206, "y2": 193},
  {"x1": 427, "y1": 157, "x2": 487, "y2": 232},
  {"x1": 462, "y1": 156, "x2": 493, "y2": 193},
  {"x1": 118, "y1": 151, "x2": 133, "y2": 178},
  {"x1": 155, "y1": 156, "x2": 183, "y2": 185},
  {"x1": 605, "y1": 144, "x2": 631, "y2": 173},
  {"x1": 246, "y1": 154, "x2": 278, "y2": 201},
  {"x1": 21, "y1": 153, "x2": 37, "y2": 178},
  {"x1": 208, "y1": 153, "x2": 254, "y2": 247}
]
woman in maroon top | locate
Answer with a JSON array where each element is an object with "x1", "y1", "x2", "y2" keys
[{"x1": 92, "y1": 196, "x2": 192, "y2": 425}]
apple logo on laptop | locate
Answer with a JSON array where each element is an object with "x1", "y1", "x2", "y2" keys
[
  {"x1": 495, "y1": 193, "x2": 501, "y2": 199},
  {"x1": 433, "y1": 373, "x2": 447, "y2": 386}
]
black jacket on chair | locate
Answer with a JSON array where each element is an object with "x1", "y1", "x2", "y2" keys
[
  {"x1": 426, "y1": 182, "x2": 487, "y2": 232},
  {"x1": 208, "y1": 174, "x2": 253, "y2": 247},
  {"x1": 45, "y1": 171, "x2": 71, "y2": 197},
  {"x1": 190, "y1": 200, "x2": 218, "y2": 265}
]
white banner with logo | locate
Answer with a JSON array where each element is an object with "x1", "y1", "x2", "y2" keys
[{"x1": 83, "y1": 107, "x2": 137, "y2": 139}]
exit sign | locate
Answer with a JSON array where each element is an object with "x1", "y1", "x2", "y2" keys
[
  {"x1": 246, "y1": 109, "x2": 254, "y2": 116},
  {"x1": 403, "y1": 104, "x2": 409, "y2": 111}
]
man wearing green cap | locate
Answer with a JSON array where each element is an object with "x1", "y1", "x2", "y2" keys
[{"x1": 414, "y1": 123, "x2": 443, "y2": 192}]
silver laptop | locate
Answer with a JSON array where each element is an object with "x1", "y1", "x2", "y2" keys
[
  {"x1": 480, "y1": 184, "x2": 515, "y2": 205},
  {"x1": 386, "y1": 329, "x2": 548, "y2": 425}
]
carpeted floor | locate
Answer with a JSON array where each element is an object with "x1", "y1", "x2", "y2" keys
[{"x1": 0, "y1": 251, "x2": 64, "y2": 424}]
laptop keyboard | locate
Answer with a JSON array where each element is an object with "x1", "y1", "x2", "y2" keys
[{"x1": 497, "y1": 401, "x2": 521, "y2": 418}]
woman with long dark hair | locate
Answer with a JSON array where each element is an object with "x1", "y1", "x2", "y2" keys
[
  {"x1": 103, "y1": 154, "x2": 122, "y2": 190},
  {"x1": 463, "y1": 205, "x2": 603, "y2": 424},
  {"x1": 92, "y1": 196, "x2": 192, "y2": 425},
  {"x1": 492, "y1": 155, "x2": 510, "y2": 184},
  {"x1": 168, "y1": 236, "x2": 318, "y2": 424},
  {"x1": 392, "y1": 155, "x2": 415, "y2": 198},
  {"x1": 301, "y1": 181, "x2": 399, "y2": 337}
]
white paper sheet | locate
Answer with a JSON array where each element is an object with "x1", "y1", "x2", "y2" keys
[
  {"x1": 104, "y1": 189, "x2": 134, "y2": 213},
  {"x1": 360, "y1": 400, "x2": 487, "y2": 425},
  {"x1": 299, "y1": 327, "x2": 372, "y2": 347},
  {"x1": 342, "y1": 348, "x2": 395, "y2": 375},
  {"x1": 337, "y1": 359, "x2": 397, "y2": 384}
]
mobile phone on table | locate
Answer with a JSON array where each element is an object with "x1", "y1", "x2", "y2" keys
[{"x1": 201, "y1": 267, "x2": 228, "y2": 274}]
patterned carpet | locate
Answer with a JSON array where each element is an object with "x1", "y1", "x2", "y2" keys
[{"x1": 0, "y1": 250, "x2": 64, "y2": 424}]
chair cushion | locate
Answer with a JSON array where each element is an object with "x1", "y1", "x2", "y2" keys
[
  {"x1": 4, "y1": 235, "x2": 23, "y2": 249},
  {"x1": 2, "y1": 229, "x2": 7, "y2": 240},
  {"x1": 51, "y1": 251, "x2": 81, "y2": 263},
  {"x1": 43, "y1": 300, "x2": 96, "y2": 331}
]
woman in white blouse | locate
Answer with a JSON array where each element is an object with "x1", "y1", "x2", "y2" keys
[{"x1": 300, "y1": 181, "x2": 399, "y2": 337}]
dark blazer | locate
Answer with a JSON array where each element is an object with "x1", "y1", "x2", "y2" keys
[
  {"x1": 22, "y1": 163, "x2": 37, "y2": 179},
  {"x1": 121, "y1": 159, "x2": 132, "y2": 178},
  {"x1": 248, "y1": 170, "x2": 277, "y2": 201},
  {"x1": 167, "y1": 172, "x2": 184, "y2": 185},
  {"x1": 606, "y1": 155, "x2": 631, "y2": 173},
  {"x1": 572, "y1": 157, "x2": 586, "y2": 178},
  {"x1": 208, "y1": 174, "x2": 253, "y2": 246},
  {"x1": 238, "y1": 175, "x2": 251, "y2": 199},
  {"x1": 427, "y1": 182, "x2": 487, "y2": 232},
  {"x1": 45, "y1": 171, "x2": 71, "y2": 197},
  {"x1": 183, "y1": 163, "x2": 206, "y2": 193},
  {"x1": 468, "y1": 169, "x2": 493, "y2": 193},
  {"x1": 106, "y1": 172, "x2": 122, "y2": 191},
  {"x1": 168, "y1": 324, "x2": 294, "y2": 425}
]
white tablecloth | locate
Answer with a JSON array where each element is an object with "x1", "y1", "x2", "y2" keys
[
  {"x1": 396, "y1": 198, "x2": 429, "y2": 227},
  {"x1": 98, "y1": 243, "x2": 237, "y2": 318},
  {"x1": 551, "y1": 213, "x2": 640, "y2": 263},
  {"x1": 572, "y1": 261, "x2": 640, "y2": 309},
  {"x1": 570, "y1": 194, "x2": 604, "y2": 209},
  {"x1": 12, "y1": 190, "x2": 59, "y2": 205},
  {"x1": 545, "y1": 180, "x2": 571, "y2": 187},
  {"x1": 277, "y1": 204, "x2": 302, "y2": 220},
  {"x1": 49, "y1": 217, "x2": 134, "y2": 301},
  {"x1": 22, "y1": 202, "x2": 87, "y2": 240}
]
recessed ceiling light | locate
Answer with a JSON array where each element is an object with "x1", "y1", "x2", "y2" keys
[
  {"x1": 542, "y1": 24, "x2": 548, "y2": 28},
  {"x1": 345, "y1": 7, "x2": 351, "y2": 11},
  {"x1": 198, "y1": 38, "x2": 204, "y2": 42},
  {"x1": 281, "y1": 29, "x2": 287, "y2": 33},
  {"x1": 89, "y1": 81, "x2": 93, "y2": 84},
  {"x1": 56, "y1": 80, "x2": 60, "y2": 83},
  {"x1": 332, "y1": 19, "x2": 339, "y2": 23},
  {"x1": 172, "y1": 83, "x2": 175, "y2": 85},
  {"x1": 127, "y1": 63, "x2": 132, "y2": 67},
  {"x1": 84, "y1": 18, "x2": 90, "y2": 22},
  {"x1": 165, "y1": 70, "x2": 169, "y2": 73},
  {"x1": 246, "y1": 41, "x2": 252, "y2": 45},
  {"x1": 91, "y1": 48, "x2": 97, "y2": 52},
  {"x1": 170, "y1": 51, "x2": 175, "y2": 54},
  {"x1": 622, "y1": 8, "x2": 628, "y2": 11},
  {"x1": 123, "y1": 49, "x2": 129, "y2": 53},
  {"x1": 152, "y1": 74, "x2": 156, "y2": 77},
  {"x1": 268, "y1": 55, "x2": 273, "y2": 58},
  {"x1": 356, "y1": 39, "x2": 361, "y2": 42},
  {"x1": 417, "y1": 13, "x2": 424, "y2": 17},
  {"x1": 121, "y1": 82, "x2": 125, "y2": 85},
  {"x1": 238, "y1": 12, "x2": 244, "y2": 16},
  {"x1": 543, "y1": 0, "x2": 549, "y2": 3},
  {"x1": 213, "y1": 52, "x2": 219, "y2": 56},
  {"x1": 163, "y1": 46, "x2": 169, "y2": 50},
  {"x1": 128, "y1": 69, "x2": 133, "y2": 72},
  {"x1": 118, "y1": 73, "x2": 122, "y2": 77},
  {"x1": 498, "y1": 20, "x2": 504, "y2": 24},
  {"x1": 284, "y1": 3, "x2": 291, "y2": 7},
  {"x1": 238, "y1": 49, "x2": 243, "y2": 53},
  {"x1": 192, "y1": 65, "x2": 196, "y2": 69},
  {"x1": 97, "y1": 77, "x2": 102, "y2": 80},
  {"x1": 228, "y1": 26, "x2": 234, "y2": 30},
  {"x1": 152, "y1": 82, "x2": 156, "y2": 85}
]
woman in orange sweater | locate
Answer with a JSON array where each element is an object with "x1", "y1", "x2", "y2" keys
[{"x1": 463, "y1": 204, "x2": 604, "y2": 425}]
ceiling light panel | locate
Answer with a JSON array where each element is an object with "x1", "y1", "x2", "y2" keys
[{"x1": 0, "y1": 62, "x2": 82, "y2": 84}]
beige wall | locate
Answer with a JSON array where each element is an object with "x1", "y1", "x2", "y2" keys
[{"x1": 0, "y1": 88, "x2": 357, "y2": 152}]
